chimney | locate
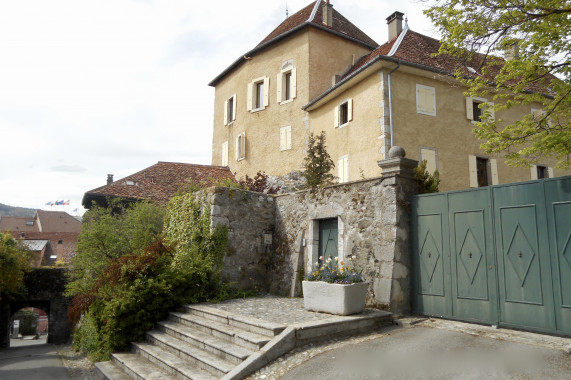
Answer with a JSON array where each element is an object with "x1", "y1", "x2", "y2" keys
[
  {"x1": 322, "y1": 0, "x2": 333, "y2": 27},
  {"x1": 107, "y1": 174, "x2": 114, "y2": 185},
  {"x1": 386, "y1": 11, "x2": 404, "y2": 41}
]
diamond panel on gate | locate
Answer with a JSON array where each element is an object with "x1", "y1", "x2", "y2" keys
[{"x1": 459, "y1": 228, "x2": 483, "y2": 285}]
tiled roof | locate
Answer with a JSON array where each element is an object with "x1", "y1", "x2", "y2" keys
[
  {"x1": 36, "y1": 210, "x2": 82, "y2": 233},
  {"x1": 0, "y1": 216, "x2": 37, "y2": 232},
  {"x1": 257, "y1": 1, "x2": 378, "y2": 48},
  {"x1": 83, "y1": 162, "x2": 234, "y2": 207},
  {"x1": 342, "y1": 29, "x2": 554, "y2": 95},
  {"x1": 209, "y1": 1, "x2": 378, "y2": 87}
]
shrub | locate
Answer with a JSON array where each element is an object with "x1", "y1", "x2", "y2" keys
[
  {"x1": 302, "y1": 131, "x2": 336, "y2": 189},
  {"x1": 414, "y1": 160, "x2": 440, "y2": 194}
]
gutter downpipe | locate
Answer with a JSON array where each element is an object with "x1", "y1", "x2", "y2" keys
[{"x1": 387, "y1": 63, "x2": 400, "y2": 149}]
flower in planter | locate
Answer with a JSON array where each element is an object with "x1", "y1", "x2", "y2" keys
[{"x1": 305, "y1": 256, "x2": 363, "y2": 284}]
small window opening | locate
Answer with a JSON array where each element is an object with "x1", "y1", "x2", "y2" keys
[
  {"x1": 536, "y1": 165, "x2": 548, "y2": 179},
  {"x1": 255, "y1": 81, "x2": 264, "y2": 109},
  {"x1": 226, "y1": 97, "x2": 234, "y2": 124},
  {"x1": 476, "y1": 157, "x2": 489, "y2": 187},
  {"x1": 339, "y1": 101, "x2": 349, "y2": 125},
  {"x1": 284, "y1": 72, "x2": 292, "y2": 101},
  {"x1": 26, "y1": 221, "x2": 34, "y2": 226},
  {"x1": 58, "y1": 240, "x2": 63, "y2": 244},
  {"x1": 473, "y1": 100, "x2": 484, "y2": 121}
]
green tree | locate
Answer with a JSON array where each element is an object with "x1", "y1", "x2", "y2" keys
[
  {"x1": 0, "y1": 232, "x2": 31, "y2": 301},
  {"x1": 65, "y1": 199, "x2": 165, "y2": 297},
  {"x1": 302, "y1": 131, "x2": 336, "y2": 189},
  {"x1": 414, "y1": 160, "x2": 441, "y2": 194},
  {"x1": 425, "y1": 0, "x2": 570, "y2": 168}
]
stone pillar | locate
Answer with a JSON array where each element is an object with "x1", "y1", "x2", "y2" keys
[{"x1": 376, "y1": 146, "x2": 419, "y2": 314}]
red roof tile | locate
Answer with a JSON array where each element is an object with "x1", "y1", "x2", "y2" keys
[
  {"x1": 82, "y1": 162, "x2": 234, "y2": 207},
  {"x1": 258, "y1": 1, "x2": 378, "y2": 48},
  {"x1": 209, "y1": 1, "x2": 378, "y2": 86},
  {"x1": 341, "y1": 29, "x2": 555, "y2": 95}
]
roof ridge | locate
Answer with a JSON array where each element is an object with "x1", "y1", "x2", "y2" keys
[{"x1": 307, "y1": 0, "x2": 321, "y2": 22}]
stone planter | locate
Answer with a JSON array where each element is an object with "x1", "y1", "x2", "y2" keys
[{"x1": 302, "y1": 281, "x2": 368, "y2": 315}]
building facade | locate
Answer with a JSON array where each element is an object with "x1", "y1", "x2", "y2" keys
[{"x1": 210, "y1": 1, "x2": 569, "y2": 191}]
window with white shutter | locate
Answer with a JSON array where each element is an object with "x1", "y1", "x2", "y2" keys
[
  {"x1": 224, "y1": 94, "x2": 236, "y2": 125},
  {"x1": 248, "y1": 76, "x2": 269, "y2": 112},
  {"x1": 338, "y1": 155, "x2": 349, "y2": 183},
  {"x1": 236, "y1": 132, "x2": 246, "y2": 161},
  {"x1": 466, "y1": 97, "x2": 494, "y2": 122},
  {"x1": 335, "y1": 99, "x2": 352, "y2": 128},
  {"x1": 280, "y1": 126, "x2": 292, "y2": 151},
  {"x1": 416, "y1": 84, "x2": 436, "y2": 116},
  {"x1": 277, "y1": 67, "x2": 296, "y2": 104}
]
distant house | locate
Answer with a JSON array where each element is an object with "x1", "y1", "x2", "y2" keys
[
  {"x1": 0, "y1": 210, "x2": 82, "y2": 266},
  {"x1": 82, "y1": 161, "x2": 235, "y2": 209}
]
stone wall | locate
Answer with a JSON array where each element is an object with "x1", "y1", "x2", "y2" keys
[
  {"x1": 199, "y1": 155, "x2": 419, "y2": 314},
  {"x1": 199, "y1": 187, "x2": 276, "y2": 291},
  {"x1": 272, "y1": 163, "x2": 418, "y2": 313}
]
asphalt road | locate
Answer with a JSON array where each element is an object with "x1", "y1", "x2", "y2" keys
[
  {"x1": 280, "y1": 326, "x2": 571, "y2": 380},
  {"x1": 0, "y1": 343, "x2": 72, "y2": 380}
]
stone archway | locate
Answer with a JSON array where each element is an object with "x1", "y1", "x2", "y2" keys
[{"x1": 0, "y1": 268, "x2": 70, "y2": 348}]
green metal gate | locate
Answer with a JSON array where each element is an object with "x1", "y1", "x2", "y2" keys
[{"x1": 412, "y1": 176, "x2": 571, "y2": 335}]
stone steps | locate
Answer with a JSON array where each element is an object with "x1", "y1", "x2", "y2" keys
[
  {"x1": 95, "y1": 304, "x2": 284, "y2": 380},
  {"x1": 95, "y1": 301, "x2": 393, "y2": 380}
]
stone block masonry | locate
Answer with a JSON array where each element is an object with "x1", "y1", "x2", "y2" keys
[{"x1": 200, "y1": 151, "x2": 419, "y2": 314}]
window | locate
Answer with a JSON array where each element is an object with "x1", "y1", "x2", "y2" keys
[
  {"x1": 50, "y1": 255, "x2": 57, "y2": 259},
  {"x1": 468, "y1": 155, "x2": 499, "y2": 187},
  {"x1": 26, "y1": 221, "x2": 34, "y2": 226},
  {"x1": 419, "y1": 148, "x2": 438, "y2": 173},
  {"x1": 280, "y1": 126, "x2": 292, "y2": 151},
  {"x1": 334, "y1": 99, "x2": 353, "y2": 128},
  {"x1": 466, "y1": 97, "x2": 494, "y2": 122},
  {"x1": 221, "y1": 141, "x2": 228, "y2": 166},
  {"x1": 338, "y1": 155, "x2": 349, "y2": 183},
  {"x1": 58, "y1": 240, "x2": 63, "y2": 244},
  {"x1": 277, "y1": 67, "x2": 297, "y2": 103},
  {"x1": 247, "y1": 76, "x2": 269, "y2": 111},
  {"x1": 224, "y1": 94, "x2": 236, "y2": 125},
  {"x1": 416, "y1": 84, "x2": 436, "y2": 116},
  {"x1": 236, "y1": 132, "x2": 246, "y2": 161},
  {"x1": 530, "y1": 165, "x2": 553, "y2": 179}
]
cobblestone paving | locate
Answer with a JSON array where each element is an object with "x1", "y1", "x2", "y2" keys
[{"x1": 206, "y1": 295, "x2": 338, "y2": 325}]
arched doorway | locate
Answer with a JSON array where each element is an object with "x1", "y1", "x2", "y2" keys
[{"x1": 9, "y1": 305, "x2": 50, "y2": 346}]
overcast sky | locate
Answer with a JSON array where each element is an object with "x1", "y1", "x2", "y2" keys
[{"x1": 0, "y1": 0, "x2": 438, "y2": 215}]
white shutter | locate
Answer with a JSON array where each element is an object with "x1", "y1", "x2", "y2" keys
[
  {"x1": 466, "y1": 97, "x2": 473, "y2": 120},
  {"x1": 286, "y1": 126, "x2": 292, "y2": 149},
  {"x1": 280, "y1": 127, "x2": 286, "y2": 150},
  {"x1": 469, "y1": 155, "x2": 478, "y2": 187},
  {"x1": 347, "y1": 98, "x2": 353, "y2": 122},
  {"x1": 548, "y1": 167, "x2": 554, "y2": 178},
  {"x1": 487, "y1": 101, "x2": 495, "y2": 121},
  {"x1": 338, "y1": 157, "x2": 344, "y2": 182},
  {"x1": 420, "y1": 148, "x2": 437, "y2": 174},
  {"x1": 247, "y1": 82, "x2": 253, "y2": 111},
  {"x1": 241, "y1": 132, "x2": 246, "y2": 159},
  {"x1": 530, "y1": 166, "x2": 538, "y2": 180},
  {"x1": 232, "y1": 94, "x2": 236, "y2": 121},
  {"x1": 291, "y1": 68, "x2": 297, "y2": 99},
  {"x1": 277, "y1": 73, "x2": 282, "y2": 103},
  {"x1": 490, "y1": 159, "x2": 499, "y2": 185},
  {"x1": 236, "y1": 135, "x2": 240, "y2": 160},
  {"x1": 344, "y1": 156, "x2": 349, "y2": 182},
  {"x1": 334, "y1": 106, "x2": 339, "y2": 128},
  {"x1": 223, "y1": 99, "x2": 228, "y2": 125},
  {"x1": 222, "y1": 141, "x2": 228, "y2": 166},
  {"x1": 263, "y1": 76, "x2": 269, "y2": 107}
]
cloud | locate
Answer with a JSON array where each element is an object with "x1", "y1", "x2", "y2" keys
[{"x1": 51, "y1": 165, "x2": 87, "y2": 173}]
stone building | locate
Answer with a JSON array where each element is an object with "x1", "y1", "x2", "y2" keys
[{"x1": 209, "y1": 0, "x2": 569, "y2": 191}]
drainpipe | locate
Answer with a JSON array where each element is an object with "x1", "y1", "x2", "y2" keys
[{"x1": 387, "y1": 63, "x2": 400, "y2": 149}]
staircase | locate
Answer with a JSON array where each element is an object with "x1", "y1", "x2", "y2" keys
[
  {"x1": 95, "y1": 304, "x2": 286, "y2": 380},
  {"x1": 95, "y1": 302, "x2": 392, "y2": 380}
]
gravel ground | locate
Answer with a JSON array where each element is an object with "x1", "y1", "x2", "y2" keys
[{"x1": 57, "y1": 344, "x2": 98, "y2": 380}]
